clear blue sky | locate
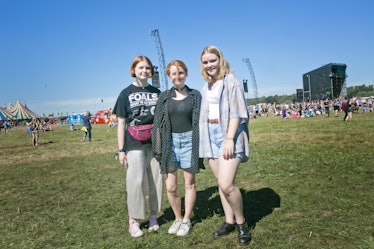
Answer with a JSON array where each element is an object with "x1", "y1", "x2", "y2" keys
[{"x1": 1, "y1": 0, "x2": 373, "y2": 116}]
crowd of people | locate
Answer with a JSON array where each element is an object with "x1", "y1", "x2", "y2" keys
[
  {"x1": 113, "y1": 46, "x2": 251, "y2": 246},
  {"x1": 249, "y1": 95, "x2": 373, "y2": 121},
  {"x1": 0, "y1": 118, "x2": 53, "y2": 145},
  {"x1": 1, "y1": 112, "x2": 95, "y2": 148}
]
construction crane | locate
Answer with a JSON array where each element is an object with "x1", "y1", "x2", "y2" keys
[
  {"x1": 242, "y1": 58, "x2": 258, "y2": 102},
  {"x1": 151, "y1": 29, "x2": 168, "y2": 90}
]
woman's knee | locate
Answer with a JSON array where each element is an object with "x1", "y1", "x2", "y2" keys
[
  {"x1": 185, "y1": 183, "x2": 196, "y2": 190},
  {"x1": 218, "y1": 183, "x2": 235, "y2": 195},
  {"x1": 166, "y1": 182, "x2": 178, "y2": 195}
]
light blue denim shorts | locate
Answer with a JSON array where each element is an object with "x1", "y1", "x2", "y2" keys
[
  {"x1": 172, "y1": 130, "x2": 193, "y2": 169},
  {"x1": 208, "y1": 123, "x2": 244, "y2": 159}
]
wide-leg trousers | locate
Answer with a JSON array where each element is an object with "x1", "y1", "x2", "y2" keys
[{"x1": 125, "y1": 146, "x2": 163, "y2": 219}]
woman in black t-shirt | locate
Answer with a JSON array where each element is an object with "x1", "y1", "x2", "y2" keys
[{"x1": 113, "y1": 56, "x2": 162, "y2": 238}]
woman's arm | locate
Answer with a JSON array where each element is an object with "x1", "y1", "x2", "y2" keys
[{"x1": 117, "y1": 117, "x2": 127, "y2": 166}]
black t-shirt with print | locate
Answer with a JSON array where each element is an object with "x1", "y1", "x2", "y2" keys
[{"x1": 113, "y1": 84, "x2": 160, "y2": 151}]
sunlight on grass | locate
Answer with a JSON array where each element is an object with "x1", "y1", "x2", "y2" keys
[{"x1": 1, "y1": 112, "x2": 373, "y2": 249}]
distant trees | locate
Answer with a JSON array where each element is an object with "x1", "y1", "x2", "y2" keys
[
  {"x1": 347, "y1": 84, "x2": 373, "y2": 97},
  {"x1": 247, "y1": 94, "x2": 296, "y2": 105}
]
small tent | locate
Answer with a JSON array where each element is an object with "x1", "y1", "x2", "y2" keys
[{"x1": 68, "y1": 114, "x2": 83, "y2": 125}]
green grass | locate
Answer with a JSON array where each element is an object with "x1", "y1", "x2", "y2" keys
[{"x1": 1, "y1": 112, "x2": 373, "y2": 249}]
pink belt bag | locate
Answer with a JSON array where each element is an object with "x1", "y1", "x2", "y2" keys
[{"x1": 127, "y1": 124, "x2": 153, "y2": 142}]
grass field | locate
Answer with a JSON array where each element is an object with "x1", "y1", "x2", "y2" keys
[{"x1": 1, "y1": 112, "x2": 373, "y2": 249}]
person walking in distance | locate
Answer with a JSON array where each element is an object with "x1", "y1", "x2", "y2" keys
[
  {"x1": 152, "y1": 60, "x2": 202, "y2": 236},
  {"x1": 199, "y1": 45, "x2": 251, "y2": 246},
  {"x1": 342, "y1": 95, "x2": 349, "y2": 121},
  {"x1": 346, "y1": 97, "x2": 353, "y2": 121},
  {"x1": 113, "y1": 55, "x2": 163, "y2": 238},
  {"x1": 82, "y1": 111, "x2": 92, "y2": 141},
  {"x1": 30, "y1": 118, "x2": 40, "y2": 146}
]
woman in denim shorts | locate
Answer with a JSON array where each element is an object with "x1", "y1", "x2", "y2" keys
[
  {"x1": 199, "y1": 46, "x2": 250, "y2": 246},
  {"x1": 152, "y1": 60, "x2": 202, "y2": 236}
]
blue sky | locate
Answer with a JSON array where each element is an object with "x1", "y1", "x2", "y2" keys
[{"x1": 1, "y1": 0, "x2": 373, "y2": 116}]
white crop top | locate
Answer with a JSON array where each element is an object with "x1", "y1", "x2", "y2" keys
[{"x1": 207, "y1": 82, "x2": 221, "y2": 119}]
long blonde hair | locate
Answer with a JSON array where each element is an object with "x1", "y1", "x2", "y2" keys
[{"x1": 200, "y1": 45, "x2": 232, "y2": 82}]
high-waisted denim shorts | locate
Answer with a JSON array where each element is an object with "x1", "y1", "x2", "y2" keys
[
  {"x1": 208, "y1": 123, "x2": 244, "y2": 159},
  {"x1": 172, "y1": 130, "x2": 193, "y2": 169}
]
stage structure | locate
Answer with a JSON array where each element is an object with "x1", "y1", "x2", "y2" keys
[
  {"x1": 296, "y1": 89, "x2": 303, "y2": 102},
  {"x1": 242, "y1": 58, "x2": 258, "y2": 102},
  {"x1": 151, "y1": 29, "x2": 168, "y2": 90},
  {"x1": 302, "y1": 63, "x2": 347, "y2": 101},
  {"x1": 152, "y1": 66, "x2": 160, "y2": 88}
]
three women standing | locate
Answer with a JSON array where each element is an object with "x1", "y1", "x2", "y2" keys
[{"x1": 114, "y1": 48, "x2": 251, "y2": 246}]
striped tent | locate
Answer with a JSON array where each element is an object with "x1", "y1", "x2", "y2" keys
[
  {"x1": 0, "y1": 107, "x2": 12, "y2": 121},
  {"x1": 7, "y1": 101, "x2": 41, "y2": 120},
  {"x1": 24, "y1": 104, "x2": 42, "y2": 119}
]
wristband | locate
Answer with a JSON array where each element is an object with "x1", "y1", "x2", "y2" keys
[{"x1": 117, "y1": 149, "x2": 125, "y2": 153}]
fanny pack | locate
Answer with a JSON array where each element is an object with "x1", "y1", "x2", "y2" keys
[{"x1": 127, "y1": 124, "x2": 153, "y2": 142}]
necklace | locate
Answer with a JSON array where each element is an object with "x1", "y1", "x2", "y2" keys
[{"x1": 173, "y1": 86, "x2": 186, "y2": 91}]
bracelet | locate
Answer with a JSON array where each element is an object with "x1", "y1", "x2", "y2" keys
[{"x1": 117, "y1": 149, "x2": 125, "y2": 153}]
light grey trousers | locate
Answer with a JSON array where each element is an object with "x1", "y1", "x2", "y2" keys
[{"x1": 125, "y1": 146, "x2": 163, "y2": 219}]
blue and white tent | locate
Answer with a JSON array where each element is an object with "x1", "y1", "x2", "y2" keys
[
  {"x1": 6, "y1": 101, "x2": 41, "y2": 120},
  {"x1": 0, "y1": 107, "x2": 12, "y2": 121}
]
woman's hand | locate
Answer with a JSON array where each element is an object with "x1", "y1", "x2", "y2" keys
[
  {"x1": 223, "y1": 138, "x2": 234, "y2": 160},
  {"x1": 118, "y1": 152, "x2": 127, "y2": 167}
]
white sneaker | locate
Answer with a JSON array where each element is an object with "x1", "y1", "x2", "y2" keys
[
  {"x1": 168, "y1": 219, "x2": 182, "y2": 234},
  {"x1": 176, "y1": 221, "x2": 192, "y2": 236},
  {"x1": 129, "y1": 219, "x2": 143, "y2": 237}
]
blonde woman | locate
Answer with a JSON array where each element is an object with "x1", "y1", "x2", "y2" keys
[{"x1": 199, "y1": 46, "x2": 251, "y2": 246}]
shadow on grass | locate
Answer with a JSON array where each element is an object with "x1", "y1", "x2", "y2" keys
[
  {"x1": 149, "y1": 186, "x2": 281, "y2": 230},
  {"x1": 242, "y1": 187, "x2": 281, "y2": 229}
]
